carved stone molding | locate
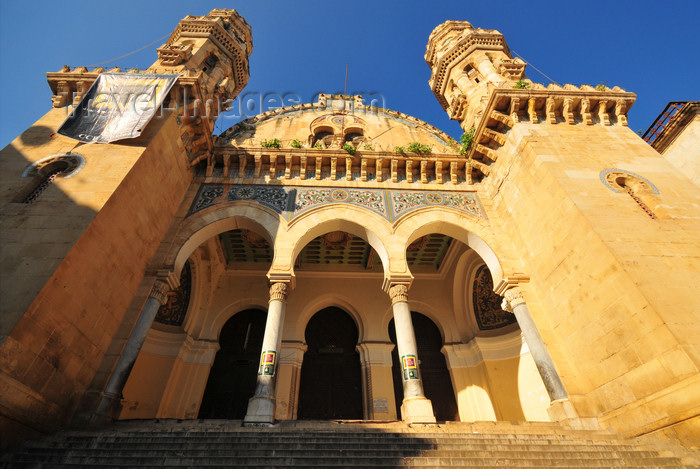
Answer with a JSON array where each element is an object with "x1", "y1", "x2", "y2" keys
[
  {"x1": 149, "y1": 280, "x2": 170, "y2": 306},
  {"x1": 269, "y1": 282, "x2": 289, "y2": 302},
  {"x1": 501, "y1": 287, "x2": 525, "y2": 312},
  {"x1": 388, "y1": 284, "x2": 409, "y2": 305}
]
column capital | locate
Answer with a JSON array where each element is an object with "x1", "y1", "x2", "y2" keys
[
  {"x1": 149, "y1": 280, "x2": 170, "y2": 306},
  {"x1": 501, "y1": 287, "x2": 526, "y2": 312},
  {"x1": 388, "y1": 284, "x2": 409, "y2": 305},
  {"x1": 269, "y1": 282, "x2": 289, "y2": 302}
]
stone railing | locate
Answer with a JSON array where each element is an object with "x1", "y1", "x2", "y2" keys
[{"x1": 206, "y1": 147, "x2": 469, "y2": 186}]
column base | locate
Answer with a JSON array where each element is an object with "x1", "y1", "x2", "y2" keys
[
  {"x1": 547, "y1": 398, "x2": 600, "y2": 431},
  {"x1": 400, "y1": 396, "x2": 437, "y2": 425},
  {"x1": 243, "y1": 395, "x2": 276, "y2": 425}
]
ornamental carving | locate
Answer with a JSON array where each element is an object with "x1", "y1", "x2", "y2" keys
[
  {"x1": 155, "y1": 261, "x2": 192, "y2": 327},
  {"x1": 472, "y1": 265, "x2": 516, "y2": 330},
  {"x1": 269, "y1": 282, "x2": 289, "y2": 301},
  {"x1": 502, "y1": 287, "x2": 525, "y2": 312},
  {"x1": 149, "y1": 280, "x2": 171, "y2": 306},
  {"x1": 388, "y1": 284, "x2": 409, "y2": 304}
]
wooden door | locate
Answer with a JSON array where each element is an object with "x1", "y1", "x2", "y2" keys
[
  {"x1": 297, "y1": 307, "x2": 363, "y2": 420},
  {"x1": 198, "y1": 309, "x2": 267, "y2": 419}
]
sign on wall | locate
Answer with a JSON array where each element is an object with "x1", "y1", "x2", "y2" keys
[{"x1": 57, "y1": 73, "x2": 178, "y2": 143}]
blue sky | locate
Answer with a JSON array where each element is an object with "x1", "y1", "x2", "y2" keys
[{"x1": 1, "y1": 0, "x2": 698, "y2": 147}]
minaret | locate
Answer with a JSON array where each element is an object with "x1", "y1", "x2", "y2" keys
[
  {"x1": 0, "y1": 10, "x2": 252, "y2": 443},
  {"x1": 425, "y1": 21, "x2": 700, "y2": 442},
  {"x1": 425, "y1": 21, "x2": 526, "y2": 131}
]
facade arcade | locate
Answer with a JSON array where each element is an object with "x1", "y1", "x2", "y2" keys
[{"x1": 0, "y1": 9, "x2": 698, "y2": 451}]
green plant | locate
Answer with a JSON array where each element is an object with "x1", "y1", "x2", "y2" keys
[
  {"x1": 261, "y1": 138, "x2": 281, "y2": 149},
  {"x1": 596, "y1": 83, "x2": 607, "y2": 91},
  {"x1": 363, "y1": 144, "x2": 374, "y2": 151},
  {"x1": 513, "y1": 79, "x2": 530, "y2": 89},
  {"x1": 394, "y1": 146, "x2": 405, "y2": 153},
  {"x1": 460, "y1": 127, "x2": 475, "y2": 155},
  {"x1": 406, "y1": 142, "x2": 433, "y2": 155},
  {"x1": 342, "y1": 142, "x2": 356, "y2": 155},
  {"x1": 406, "y1": 142, "x2": 422, "y2": 153},
  {"x1": 290, "y1": 139, "x2": 302, "y2": 149}
]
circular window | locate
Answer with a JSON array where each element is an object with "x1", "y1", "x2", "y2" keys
[{"x1": 22, "y1": 153, "x2": 85, "y2": 179}]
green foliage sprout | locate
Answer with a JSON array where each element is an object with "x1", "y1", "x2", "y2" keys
[
  {"x1": 363, "y1": 144, "x2": 374, "y2": 151},
  {"x1": 342, "y1": 143, "x2": 356, "y2": 155},
  {"x1": 261, "y1": 138, "x2": 281, "y2": 149},
  {"x1": 290, "y1": 139, "x2": 302, "y2": 149},
  {"x1": 407, "y1": 142, "x2": 432, "y2": 154},
  {"x1": 513, "y1": 79, "x2": 530, "y2": 89},
  {"x1": 460, "y1": 127, "x2": 476, "y2": 155}
]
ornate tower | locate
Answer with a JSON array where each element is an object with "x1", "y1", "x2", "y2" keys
[
  {"x1": 426, "y1": 21, "x2": 700, "y2": 448},
  {"x1": 0, "y1": 10, "x2": 252, "y2": 445},
  {"x1": 425, "y1": 21, "x2": 526, "y2": 131}
]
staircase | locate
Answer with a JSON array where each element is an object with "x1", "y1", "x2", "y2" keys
[{"x1": 2, "y1": 420, "x2": 695, "y2": 468}]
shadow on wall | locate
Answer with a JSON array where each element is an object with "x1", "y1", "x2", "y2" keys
[{"x1": 0, "y1": 134, "x2": 101, "y2": 448}]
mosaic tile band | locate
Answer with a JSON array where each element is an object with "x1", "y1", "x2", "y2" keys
[{"x1": 188, "y1": 184, "x2": 488, "y2": 223}]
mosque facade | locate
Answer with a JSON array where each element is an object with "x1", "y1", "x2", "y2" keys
[{"x1": 0, "y1": 9, "x2": 698, "y2": 450}]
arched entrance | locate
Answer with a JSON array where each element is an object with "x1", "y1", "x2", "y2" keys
[
  {"x1": 297, "y1": 307, "x2": 363, "y2": 420},
  {"x1": 389, "y1": 312, "x2": 459, "y2": 421},
  {"x1": 198, "y1": 309, "x2": 267, "y2": 419}
]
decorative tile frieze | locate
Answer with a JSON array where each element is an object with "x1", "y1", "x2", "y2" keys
[{"x1": 187, "y1": 184, "x2": 487, "y2": 223}]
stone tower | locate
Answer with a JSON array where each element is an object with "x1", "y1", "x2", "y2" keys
[
  {"x1": 426, "y1": 21, "x2": 700, "y2": 446},
  {"x1": 0, "y1": 9, "x2": 251, "y2": 445}
]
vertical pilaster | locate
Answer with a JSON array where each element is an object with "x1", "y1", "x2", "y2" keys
[
  {"x1": 274, "y1": 341, "x2": 307, "y2": 421},
  {"x1": 388, "y1": 284, "x2": 436, "y2": 424},
  {"x1": 156, "y1": 336, "x2": 220, "y2": 419},
  {"x1": 243, "y1": 282, "x2": 289, "y2": 425},
  {"x1": 356, "y1": 342, "x2": 397, "y2": 420}
]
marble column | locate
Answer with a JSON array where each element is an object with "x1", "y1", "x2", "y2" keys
[
  {"x1": 388, "y1": 284, "x2": 436, "y2": 424},
  {"x1": 501, "y1": 287, "x2": 568, "y2": 401},
  {"x1": 243, "y1": 282, "x2": 289, "y2": 425},
  {"x1": 93, "y1": 280, "x2": 170, "y2": 422}
]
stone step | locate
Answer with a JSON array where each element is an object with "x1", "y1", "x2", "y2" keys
[
  {"x1": 5, "y1": 454, "x2": 684, "y2": 468},
  {"x1": 49, "y1": 434, "x2": 620, "y2": 445},
  {"x1": 52, "y1": 432, "x2": 620, "y2": 445},
  {"x1": 24, "y1": 441, "x2": 646, "y2": 452},
  {"x1": 2, "y1": 421, "x2": 690, "y2": 469}
]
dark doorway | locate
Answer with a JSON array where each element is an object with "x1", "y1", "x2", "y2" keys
[
  {"x1": 198, "y1": 309, "x2": 267, "y2": 419},
  {"x1": 297, "y1": 307, "x2": 363, "y2": 420},
  {"x1": 389, "y1": 312, "x2": 459, "y2": 421}
]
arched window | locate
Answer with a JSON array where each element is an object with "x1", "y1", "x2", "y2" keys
[
  {"x1": 312, "y1": 126, "x2": 334, "y2": 148},
  {"x1": 601, "y1": 169, "x2": 661, "y2": 220},
  {"x1": 16, "y1": 153, "x2": 84, "y2": 204}
]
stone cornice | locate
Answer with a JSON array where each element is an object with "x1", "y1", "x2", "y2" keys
[{"x1": 464, "y1": 84, "x2": 636, "y2": 183}]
